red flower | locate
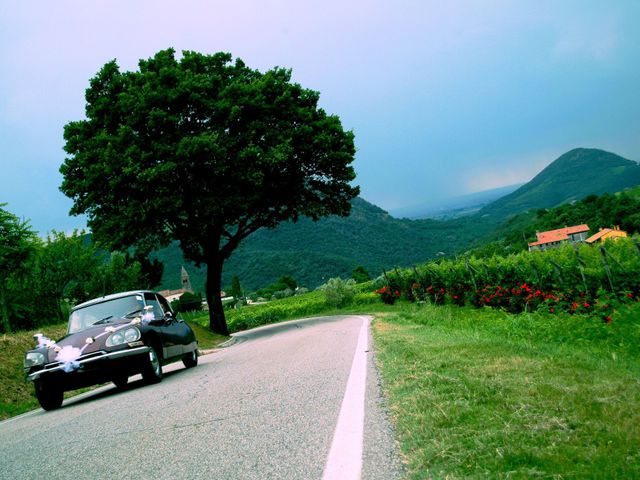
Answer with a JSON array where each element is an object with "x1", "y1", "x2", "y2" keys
[
  {"x1": 549, "y1": 308, "x2": 555, "y2": 313},
  {"x1": 606, "y1": 316, "x2": 612, "y2": 324},
  {"x1": 583, "y1": 302, "x2": 590, "y2": 308}
]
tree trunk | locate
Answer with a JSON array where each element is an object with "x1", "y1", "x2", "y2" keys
[
  {"x1": 0, "y1": 279, "x2": 12, "y2": 334},
  {"x1": 205, "y1": 255, "x2": 229, "y2": 336}
]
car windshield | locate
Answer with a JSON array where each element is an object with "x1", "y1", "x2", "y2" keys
[{"x1": 68, "y1": 295, "x2": 145, "y2": 334}]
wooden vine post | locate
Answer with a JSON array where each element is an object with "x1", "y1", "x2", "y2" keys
[{"x1": 599, "y1": 246, "x2": 615, "y2": 292}]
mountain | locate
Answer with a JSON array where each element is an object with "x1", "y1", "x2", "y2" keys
[
  {"x1": 155, "y1": 198, "x2": 493, "y2": 293},
  {"x1": 391, "y1": 183, "x2": 524, "y2": 220},
  {"x1": 478, "y1": 148, "x2": 640, "y2": 221}
]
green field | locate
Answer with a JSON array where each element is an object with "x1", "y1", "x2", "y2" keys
[{"x1": 373, "y1": 303, "x2": 640, "y2": 478}]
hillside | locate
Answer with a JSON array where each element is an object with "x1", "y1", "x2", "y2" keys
[
  {"x1": 478, "y1": 148, "x2": 640, "y2": 221},
  {"x1": 155, "y1": 198, "x2": 493, "y2": 292},
  {"x1": 155, "y1": 148, "x2": 640, "y2": 293}
]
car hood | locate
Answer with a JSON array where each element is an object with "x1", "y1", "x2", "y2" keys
[{"x1": 44, "y1": 318, "x2": 140, "y2": 363}]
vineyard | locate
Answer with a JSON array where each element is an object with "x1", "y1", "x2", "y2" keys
[{"x1": 379, "y1": 237, "x2": 640, "y2": 321}]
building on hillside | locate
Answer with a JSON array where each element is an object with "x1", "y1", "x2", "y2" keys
[
  {"x1": 528, "y1": 224, "x2": 590, "y2": 251},
  {"x1": 585, "y1": 226, "x2": 628, "y2": 244}
]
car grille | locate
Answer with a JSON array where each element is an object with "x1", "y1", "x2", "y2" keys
[{"x1": 43, "y1": 350, "x2": 107, "y2": 370}]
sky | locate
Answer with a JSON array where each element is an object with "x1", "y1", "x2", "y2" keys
[{"x1": 1, "y1": 0, "x2": 639, "y2": 234}]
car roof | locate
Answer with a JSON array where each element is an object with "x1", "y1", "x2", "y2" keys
[{"x1": 71, "y1": 290, "x2": 158, "y2": 312}]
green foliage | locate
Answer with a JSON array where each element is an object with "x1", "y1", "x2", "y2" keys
[
  {"x1": 174, "y1": 292, "x2": 203, "y2": 313},
  {"x1": 319, "y1": 277, "x2": 356, "y2": 308},
  {"x1": 226, "y1": 291, "x2": 327, "y2": 331},
  {"x1": 0, "y1": 205, "x2": 38, "y2": 333},
  {"x1": 4, "y1": 228, "x2": 148, "y2": 332},
  {"x1": 60, "y1": 48, "x2": 358, "y2": 335},
  {"x1": 228, "y1": 275, "x2": 243, "y2": 299},
  {"x1": 351, "y1": 265, "x2": 371, "y2": 283},
  {"x1": 256, "y1": 274, "x2": 299, "y2": 298},
  {"x1": 221, "y1": 289, "x2": 376, "y2": 333}
]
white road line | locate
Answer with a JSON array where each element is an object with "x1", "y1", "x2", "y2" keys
[{"x1": 322, "y1": 315, "x2": 370, "y2": 480}]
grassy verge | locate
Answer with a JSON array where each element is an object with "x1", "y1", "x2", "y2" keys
[
  {"x1": 0, "y1": 320, "x2": 227, "y2": 421},
  {"x1": 186, "y1": 289, "x2": 379, "y2": 333},
  {"x1": 372, "y1": 303, "x2": 640, "y2": 478},
  {"x1": 0, "y1": 323, "x2": 68, "y2": 420}
]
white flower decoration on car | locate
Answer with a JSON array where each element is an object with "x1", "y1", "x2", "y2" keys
[
  {"x1": 55, "y1": 345, "x2": 82, "y2": 373},
  {"x1": 142, "y1": 305, "x2": 154, "y2": 324},
  {"x1": 35, "y1": 333, "x2": 57, "y2": 349},
  {"x1": 130, "y1": 317, "x2": 141, "y2": 325},
  {"x1": 85, "y1": 337, "x2": 94, "y2": 344},
  {"x1": 105, "y1": 326, "x2": 117, "y2": 333}
]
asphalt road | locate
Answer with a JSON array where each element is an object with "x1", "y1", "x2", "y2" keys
[{"x1": 0, "y1": 315, "x2": 403, "y2": 480}]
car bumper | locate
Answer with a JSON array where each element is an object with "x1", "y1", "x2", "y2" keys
[{"x1": 27, "y1": 346, "x2": 151, "y2": 383}]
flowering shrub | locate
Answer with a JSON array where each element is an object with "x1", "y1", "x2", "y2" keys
[
  {"x1": 376, "y1": 286, "x2": 401, "y2": 305},
  {"x1": 375, "y1": 238, "x2": 640, "y2": 323}
]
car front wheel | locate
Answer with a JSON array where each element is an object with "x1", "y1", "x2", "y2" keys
[
  {"x1": 182, "y1": 349, "x2": 198, "y2": 368},
  {"x1": 141, "y1": 346, "x2": 162, "y2": 384},
  {"x1": 34, "y1": 380, "x2": 63, "y2": 411}
]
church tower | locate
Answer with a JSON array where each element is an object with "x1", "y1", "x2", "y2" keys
[{"x1": 181, "y1": 266, "x2": 193, "y2": 293}]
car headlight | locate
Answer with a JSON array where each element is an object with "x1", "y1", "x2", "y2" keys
[
  {"x1": 106, "y1": 327, "x2": 141, "y2": 347},
  {"x1": 24, "y1": 352, "x2": 46, "y2": 368}
]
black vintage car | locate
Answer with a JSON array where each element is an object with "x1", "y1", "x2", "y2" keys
[{"x1": 24, "y1": 290, "x2": 199, "y2": 410}]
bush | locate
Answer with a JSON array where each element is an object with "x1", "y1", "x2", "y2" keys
[
  {"x1": 319, "y1": 277, "x2": 356, "y2": 308},
  {"x1": 175, "y1": 292, "x2": 203, "y2": 312}
]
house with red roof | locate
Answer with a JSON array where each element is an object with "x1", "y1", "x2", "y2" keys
[{"x1": 528, "y1": 224, "x2": 590, "y2": 251}]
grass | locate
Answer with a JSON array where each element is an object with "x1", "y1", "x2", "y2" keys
[
  {"x1": 0, "y1": 320, "x2": 228, "y2": 421},
  {"x1": 372, "y1": 302, "x2": 640, "y2": 479}
]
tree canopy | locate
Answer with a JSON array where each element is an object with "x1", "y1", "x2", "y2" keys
[
  {"x1": 0, "y1": 205, "x2": 37, "y2": 332},
  {"x1": 60, "y1": 49, "x2": 358, "y2": 334}
]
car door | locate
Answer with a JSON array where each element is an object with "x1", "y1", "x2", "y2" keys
[
  {"x1": 144, "y1": 293, "x2": 184, "y2": 360},
  {"x1": 156, "y1": 293, "x2": 197, "y2": 356}
]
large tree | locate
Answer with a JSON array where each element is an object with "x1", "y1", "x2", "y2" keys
[{"x1": 60, "y1": 49, "x2": 358, "y2": 335}]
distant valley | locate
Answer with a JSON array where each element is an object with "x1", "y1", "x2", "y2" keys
[{"x1": 390, "y1": 183, "x2": 523, "y2": 220}]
